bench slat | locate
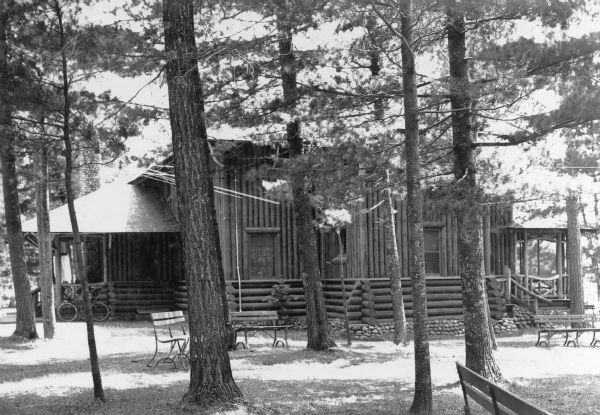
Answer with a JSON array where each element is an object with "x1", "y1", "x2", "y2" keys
[
  {"x1": 491, "y1": 384, "x2": 552, "y2": 415},
  {"x1": 151, "y1": 311, "x2": 184, "y2": 320},
  {"x1": 458, "y1": 363, "x2": 496, "y2": 396},
  {"x1": 462, "y1": 383, "x2": 497, "y2": 414},
  {"x1": 456, "y1": 363, "x2": 553, "y2": 415},
  {"x1": 153, "y1": 316, "x2": 186, "y2": 326}
]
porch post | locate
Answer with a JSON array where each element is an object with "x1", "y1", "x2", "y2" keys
[
  {"x1": 483, "y1": 206, "x2": 491, "y2": 275},
  {"x1": 523, "y1": 232, "x2": 529, "y2": 303},
  {"x1": 557, "y1": 232, "x2": 564, "y2": 298},
  {"x1": 53, "y1": 236, "x2": 63, "y2": 307},
  {"x1": 102, "y1": 235, "x2": 108, "y2": 283},
  {"x1": 511, "y1": 231, "x2": 518, "y2": 275}
]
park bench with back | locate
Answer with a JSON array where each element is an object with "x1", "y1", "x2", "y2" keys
[
  {"x1": 533, "y1": 314, "x2": 599, "y2": 347},
  {"x1": 231, "y1": 310, "x2": 289, "y2": 349},
  {"x1": 147, "y1": 311, "x2": 189, "y2": 369},
  {"x1": 456, "y1": 362, "x2": 553, "y2": 415}
]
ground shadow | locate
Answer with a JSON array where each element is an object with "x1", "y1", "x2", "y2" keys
[
  {"x1": 0, "y1": 352, "x2": 183, "y2": 384},
  {"x1": 231, "y1": 342, "x2": 409, "y2": 367}
]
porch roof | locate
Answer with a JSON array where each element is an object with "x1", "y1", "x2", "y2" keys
[
  {"x1": 21, "y1": 184, "x2": 179, "y2": 234},
  {"x1": 502, "y1": 218, "x2": 597, "y2": 234}
]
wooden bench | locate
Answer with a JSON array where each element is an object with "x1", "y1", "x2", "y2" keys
[
  {"x1": 533, "y1": 314, "x2": 599, "y2": 347},
  {"x1": 147, "y1": 311, "x2": 189, "y2": 369},
  {"x1": 456, "y1": 362, "x2": 553, "y2": 415},
  {"x1": 231, "y1": 310, "x2": 289, "y2": 349}
]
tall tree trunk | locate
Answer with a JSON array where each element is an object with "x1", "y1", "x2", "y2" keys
[
  {"x1": 398, "y1": 1, "x2": 433, "y2": 414},
  {"x1": 0, "y1": 9, "x2": 37, "y2": 339},
  {"x1": 277, "y1": 10, "x2": 335, "y2": 350},
  {"x1": 383, "y1": 171, "x2": 408, "y2": 346},
  {"x1": 287, "y1": 123, "x2": 336, "y2": 350},
  {"x1": 567, "y1": 193, "x2": 585, "y2": 317},
  {"x1": 370, "y1": 35, "x2": 408, "y2": 346},
  {"x1": 447, "y1": 3, "x2": 501, "y2": 381},
  {"x1": 162, "y1": 0, "x2": 243, "y2": 407},
  {"x1": 34, "y1": 142, "x2": 55, "y2": 339},
  {"x1": 54, "y1": 0, "x2": 104, "y2": 400},
  {"x1": 336, "y1": 228, "x2": 352, "y2": 346}
]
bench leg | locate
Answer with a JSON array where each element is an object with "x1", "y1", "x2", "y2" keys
[
  {"x1": 172, "y1": 339, "x2": 190, "y2": 370},
  {"x1": 537, "y1": 330, "x2": 550, "y2": 347},
  {"x1": 273, "y1": 329, "x2": 286, "y2": 347},
  {"x1": 592, "y1": 331, "x2": 599, "y2": 347},
  {"x1": 147, "y1": 340, "x2": 159, "y2": 367},
  {"x1": 155, "y1": 340, "x2": 179, "y2": 369}
]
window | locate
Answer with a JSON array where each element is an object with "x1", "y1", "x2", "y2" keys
[{"x1": 423, "y1": 229, "x2": 441, "y2": 275}]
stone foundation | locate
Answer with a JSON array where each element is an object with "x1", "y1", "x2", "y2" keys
[{"x1": 287, "y1": 305, "x2": 537, "y2": 340}]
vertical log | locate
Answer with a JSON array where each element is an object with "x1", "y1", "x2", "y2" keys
[
  {"x1": 567, "y1": 194, "x2": 585, "y2": 316},
  {"x1": 510, "y1": 230, "x2": 519, "y2": 275},
  {"x1": 54, "y1": 236, "x2": 63, "y2": 306},
  {"x1": 483, "y1": 206, "x2": 491, "y2": 276},
  {"x1": 504, "y1": 265, "x2": 511, "y2": 303},
  {"x1": 523, "y1": 232, "x2": 529, "y2": 303},
  {"x1": 557, "y1": 232, "x2": 564, "y2": 298}
]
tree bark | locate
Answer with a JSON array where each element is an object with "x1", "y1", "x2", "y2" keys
[
  {"x1": 277, "y1": 9, "x2": 335, "y2": 350},
  {"x1": 34, "y1": 142, "x2": 55, "y2": 339},
  {"x1": 0, "y1": 9, "x2": 37, "y2": 339},
  {"x1": 336, "y1": 228, "x2": 352, "y2": 346},
  {"x1": 371, "y1": 34, "x2": 409, "y2": 346},
  {"x1": 383, "y1": 171, "x2": 408, "y2": 346},
  {"x1": 567, "y1": 193, "x2": 585, "y2": 317},
  {"x1": 54, "y1": 0, "x2": 104, "y2": 400},
  {"x1": 288, "y1": 123, "x2": 336, "y2": 350},
  {"x1": 162, "y1": 0, "x2": 243, "y2": 407},
  {"x1": 447, "y1": 3, "x2": 501, "y2": 381},
  {"x1": 396, "y1": 1, "x2": 433, "y2": 413}
]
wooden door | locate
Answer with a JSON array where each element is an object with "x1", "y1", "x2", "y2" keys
[{"x1": 248, "y1": 232, "x2": 277, "y2": 279}]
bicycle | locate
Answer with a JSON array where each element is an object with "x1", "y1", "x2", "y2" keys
[{"x1": 57, "y1": 284, "x2": 110, "y2": 322}]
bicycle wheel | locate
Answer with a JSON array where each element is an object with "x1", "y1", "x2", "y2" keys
[
  {"x1": 91, "y1": 302, "x2": 109, "y2": 322},
  {"x1": 57, "y1": 302, "x2": 77, "y2": 322}
]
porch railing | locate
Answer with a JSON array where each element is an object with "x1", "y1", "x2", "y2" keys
[{"x1": 498, "y1": 267, "x2": 569, "y2": 313}]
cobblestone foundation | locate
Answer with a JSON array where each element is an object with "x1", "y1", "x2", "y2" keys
[{"x1": 286, "y1": 305, "x2": 537, "y2": 340}]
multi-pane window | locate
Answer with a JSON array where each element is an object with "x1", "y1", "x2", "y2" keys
[{"x1": 423, "y1": 229, "x2": 441, "y2": 275}]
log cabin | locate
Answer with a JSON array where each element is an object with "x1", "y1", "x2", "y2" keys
[{"x1": 21, "y1": 140, "x2": 595, "y2": 324}]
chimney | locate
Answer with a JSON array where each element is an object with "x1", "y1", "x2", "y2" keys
[{"x1": 73, "y1": 127, "x2": 101, "y2": 198}]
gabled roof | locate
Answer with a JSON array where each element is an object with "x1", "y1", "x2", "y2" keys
[{"x1": 21, "y1": 184, "x2": 179, "y2": 234}]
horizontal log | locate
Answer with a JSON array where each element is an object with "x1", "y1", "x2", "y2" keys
[
  {"x1": 373, "y1": 308, "x2": 462, "y2": 319},
  {"x1": 324, "y1": 297, "x2": 362, "y2": 306},
  {"x1": 110, "y1": 281, "x2": 171, "y2": 287},
  {"x1": 323, "y1": 291, "x2": 354, "y2": 299},
  {"x1": 229, "y1": 287, "x2": 305, "y2": 296},
  {"x1": 326, "y1": 305, "x2": 361, "y2": 313},
  {"x1": 361, "y1": 308, "x2": 375, "y2": 317},
  {"x1": 372, "y1": 293, "x2": 463, "y2": 303}
]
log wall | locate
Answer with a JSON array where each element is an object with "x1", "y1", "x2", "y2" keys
[
  {"x1": 105, "y1": 232, "x2": 181, "y2": 282},
  {"x1": 149, "y1": 142, "x2": 514, "y2": 282},
  {"x1": 170, "y1": 277, "x2": 506, "y2": 323}
]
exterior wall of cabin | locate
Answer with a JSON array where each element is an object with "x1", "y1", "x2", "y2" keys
[
  {"x1": 105, "y1": 232, "x2": 181, "y2": 282},
  {"x1": 149, "y1": 141, "x2": 514, "y2": 282}
]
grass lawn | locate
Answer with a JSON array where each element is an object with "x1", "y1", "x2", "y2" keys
[{"x1": 1, "y1": 320, "x2": 600, "y2": 414}]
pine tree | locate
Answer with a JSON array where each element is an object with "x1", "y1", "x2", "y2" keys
[
  {"x1": 0, "y1": 2, "x2": 38, "y2": 340},
  {"x1": 162, "y1": 0, "x2": 243, "y2": 407}
]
